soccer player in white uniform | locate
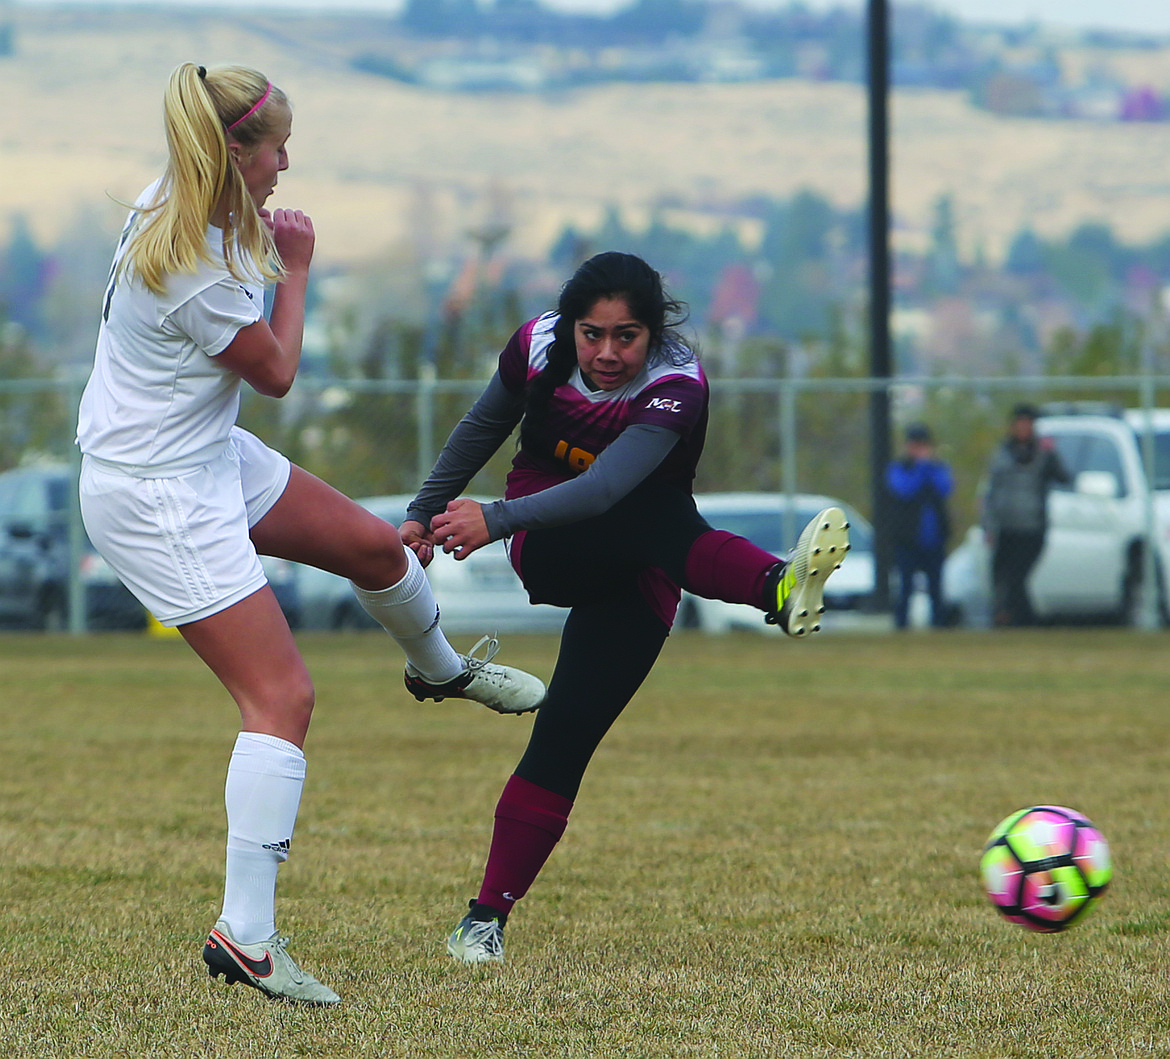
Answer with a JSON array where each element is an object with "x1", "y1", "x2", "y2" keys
[{"x1": 76, "y1": 62, "x2": 546, "y2": 1005}]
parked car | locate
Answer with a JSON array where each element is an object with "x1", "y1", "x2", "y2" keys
[
  {"x1": 294, "y1": 495, "x2": 565, "y2": 635},
  {"x1": 0, "y1": 463, "x2": 145, "y2": 631},
  {"x1": 946, "y1": 404, "x2": 1170, "y2": 627},
  {"x1": 261, "y1": 555, "x2": 302, "y2": 630},
  {"x1": 674, "y1": 492, "x2": 875, "y2": 633},
  {"x1": 0, "y1": 463, "x2": 304, "y2": 632}
]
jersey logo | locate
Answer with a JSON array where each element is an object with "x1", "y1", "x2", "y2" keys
[
  {"x1": 207, "y1": 930, "x2": 274, "y2": 978},
  {"x1": 646, "y1": 397, "x2": 683, "y2": 413}
]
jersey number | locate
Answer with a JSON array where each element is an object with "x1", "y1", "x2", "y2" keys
[
  {"x1": 554, "y1": 440, "x2": 595, "y2": 473},
  {"x1": 102, "y1": 213, "x2": 140, "y2": 322}
]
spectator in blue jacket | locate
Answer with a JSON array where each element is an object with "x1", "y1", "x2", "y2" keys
[{"x1": 886, "y1": 423, "x2": 953, "y2": 629}]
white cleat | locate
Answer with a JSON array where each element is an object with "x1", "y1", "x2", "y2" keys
[
  {"x1": 765, "y1": 507, "x2": 851, "y2": 637},
  {"x1": 203, "y1": 919, "x2": 340, "y2": 1006},
  {"x1": 404, "y1": 635, "x2": 547, "y2": 714},
  {"x1": 447, "y1": 906, "x2": 506, "y2": 964}
]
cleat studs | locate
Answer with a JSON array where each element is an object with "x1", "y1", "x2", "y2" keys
[{"x1": 811, "y1": 623, "x2": 821, "y2": 633}]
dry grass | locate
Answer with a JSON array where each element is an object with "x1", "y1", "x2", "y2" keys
[
  {"x1": 5, "y1": 7, "x2": 1170, "y2": 265},
  {"x1": 2, "y1": 628, "x2": 1170, "y2": 1056}
]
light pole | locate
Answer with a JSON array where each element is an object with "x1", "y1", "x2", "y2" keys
[{"x1": 867, "y1": 0, "x2": 893, "y2": 611}]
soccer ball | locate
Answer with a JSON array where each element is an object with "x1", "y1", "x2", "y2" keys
[{"x1": 980, "y1": 805, "x2": 1112, "y2": 932}]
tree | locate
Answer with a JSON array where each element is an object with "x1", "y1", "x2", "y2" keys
[
  {"x1": 1044, "y1": 312, "x2": 1143, "y2": 382},
  {"x1": 0, "y1": 316, "x2": 72, "y2": 470},
  {"x1": 401, "y1": 0, "x2": 481, "y2": 36},
  {"x1": 922, "y1": 194, "x2": 961, "y2": 297},
  {"x1": 1005, "y1": 228, "x2": 1044, "y2": 276},
  {"x1": 0, "y1": 215, "x2": 48, "y2": 338},
  {"x1": 611, "y1": 0, "x2": 705, "y2": 39},
  {"x1": 40, "y1": 205, "x2": 120, "y2": 366},
  {"x1": 756, "y1": 190, "x2": 840, "y2": 340},
  {"x1": 1037, "y1": 222, "x2": 1127, "y2": 315}
]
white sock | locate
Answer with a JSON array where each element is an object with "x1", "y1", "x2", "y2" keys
[
  {"x1": 350, "y1": 547, "x2": 464, "y2": 682},
  {"x1": 220, "y1": 731, "x2": 306, "y2": 945}
]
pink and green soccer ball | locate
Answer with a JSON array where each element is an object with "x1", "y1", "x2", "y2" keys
[{"x1": 981, "y1": 805, "x2": 1112, "y2": 932}]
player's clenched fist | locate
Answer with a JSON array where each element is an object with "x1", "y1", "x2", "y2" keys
[{"x1": 271, "y1": 208, "x2": 314, "y2": 271}]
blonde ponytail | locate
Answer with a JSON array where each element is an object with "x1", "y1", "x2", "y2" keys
[{"x1": 123, "y1": 63, "x2": 288, "y2": 295}]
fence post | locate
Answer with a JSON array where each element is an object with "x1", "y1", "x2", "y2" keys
[
  {"x1": 1136, "y1": 369, "x2": 1161, "y2": 629},
  {"x1": 416, "y1": 362, "x2": 436, "y2": 487},
  {"x1": 779, "y1": 379, "x2": 799, "y2": 546}
]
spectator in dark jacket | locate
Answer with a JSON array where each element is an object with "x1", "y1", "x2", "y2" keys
[
  {"x1": 983, "y1": 403, "x2": 1072, "y2": 626},
  {"x1": 886, "y1": 423, "x2": 953, "y2": 629}
]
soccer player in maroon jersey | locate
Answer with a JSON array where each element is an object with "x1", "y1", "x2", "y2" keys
[{"x1": 400, "y1": 252, "x2": 849, "y2": 963}]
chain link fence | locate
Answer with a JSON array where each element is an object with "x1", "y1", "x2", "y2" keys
[{"x1": 4, "y1": 371, "x2": 1170, "y2": 633}]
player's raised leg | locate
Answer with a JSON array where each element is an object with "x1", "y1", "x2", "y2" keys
[
  {"x1": 764, "y1": 507, "x2": 851, "y2": 637},
  {"x1": 251, "y1": 465, "x2": 546, "y2": 714}
]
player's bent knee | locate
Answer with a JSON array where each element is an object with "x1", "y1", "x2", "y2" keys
[
  {"x1": 351, "y1": 518, "x2": 408, "y2": 588},
  {"x1": 286, "y1": 673, "x2": 316, "y2": 717}
]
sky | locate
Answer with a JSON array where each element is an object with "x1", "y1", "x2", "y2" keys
[{"x1": 12, "y1": 0, "x2": 1170, "y2": 36}]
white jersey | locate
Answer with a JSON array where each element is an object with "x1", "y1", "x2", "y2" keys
[{"x1": 77, "y1": 182, "x2": 265, "y2": 473}]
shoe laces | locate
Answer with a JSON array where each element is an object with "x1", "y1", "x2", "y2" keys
[
  {"x1": 269, "y1": 934, "x2": 307, "y2": 984},
  {"x1": 464, "y1": 917, "x2": 504, "y2": 953},
  {"x1": 463, "y1": 634, "x2": 501, "y2": 673}
]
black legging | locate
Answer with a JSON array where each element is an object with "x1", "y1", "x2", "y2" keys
[
  {"x1": 512, "y1": 480, "x2": 713, "y2": 799},
  {"x1": 516, "y1": 589, "x2": 668, "y2": 800},
  {"x1": 992, "y1": 528, "x2": 1046, "y2": 626}
]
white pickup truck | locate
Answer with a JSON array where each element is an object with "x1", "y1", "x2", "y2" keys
[{"x1": 946, "y1": 406, "x2": 1170, "y2": 627}]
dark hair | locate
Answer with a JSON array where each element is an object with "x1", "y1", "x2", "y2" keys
[
  {"x1": 905, "y1": 423, "x2": 933, "y2": 443},
  {"x1": 1011, "y1": 402, "x2": 1040, "y2": 420},
  {"x1": 520, "y1": 252, "x2": 691, "y2": 452}
]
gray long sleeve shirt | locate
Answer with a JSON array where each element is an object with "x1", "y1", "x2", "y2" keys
[
  {"x1": 405, "y1": 372, "x2": 682, "y2": 541},
  {"x1": 983, "y1": 438, "x2": 1071, "y2": 534}
]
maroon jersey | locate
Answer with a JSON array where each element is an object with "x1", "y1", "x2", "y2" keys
[{"x1": 499, "y1": 312, "x2": 708, "y2": 502}]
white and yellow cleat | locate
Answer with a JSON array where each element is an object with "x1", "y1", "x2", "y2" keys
[
  {"x1": 765, "y1": 507, "x2": 851, "y2": 637},
  {"x1": 447, "y1": 904, "x2": 506, "y2": 964}
]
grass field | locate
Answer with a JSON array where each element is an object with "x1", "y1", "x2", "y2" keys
[{"x1": 3, "y1": 627, "x2": 1170, "y2": 1057}]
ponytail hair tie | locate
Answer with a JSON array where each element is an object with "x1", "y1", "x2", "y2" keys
[{"x1": 197, "y1": 65, "x2": 206, "y2": 79}]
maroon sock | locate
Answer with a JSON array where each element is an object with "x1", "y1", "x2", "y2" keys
[
  {"x1": 477, "y1": 774, "x2": 574, "y2": 915},
  {"x1": 684, "y1": 529, "x2": 779, "y2": 609}
]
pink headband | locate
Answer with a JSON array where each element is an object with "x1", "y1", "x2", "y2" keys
[{"x1": 226, "y1": 82, "x2": 272, "y2": 131}]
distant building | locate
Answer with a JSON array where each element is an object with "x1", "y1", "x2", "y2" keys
[{"x1": 1120, "y1": 86, "x2": 1166, "y2": 122}]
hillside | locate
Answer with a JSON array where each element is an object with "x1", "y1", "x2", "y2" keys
[{"x1": 4, "y1": 4, "x2": 1170, "y2": 267}]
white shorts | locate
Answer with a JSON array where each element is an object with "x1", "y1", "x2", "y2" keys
[{"x1": 80, "y1": 427, "x2": 292, "y2": 626}]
